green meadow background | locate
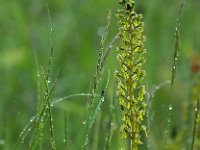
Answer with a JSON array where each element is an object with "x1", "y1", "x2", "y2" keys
[{"x1": 0, "y1": 0, "x2": 200, "y2": 149}]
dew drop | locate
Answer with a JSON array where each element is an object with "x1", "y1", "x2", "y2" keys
[
  {"x1": 40, "y1": 123, "x2": 44, "y2": 127},
  {"x1": 173, "y1": 66, "x2": 176, "y2": 70},
  {"x1": 82, "y1": 121, "x2": 86, "y2": 125},
  {"x1": 195, "y1": 108, "x2": 198, "y2": 112},
  {"x1": 47, "y1": 80, "x2": 51, "y2": 84},
  {"x1": 169, "y1": 106, "x2": 173, "y2": 111},
  {"x1": 30, "y1": 116, "x2": 35, "y2": 122},
  {"x1": 37, "y1": 74, "x2": 40, "y2": 77}
]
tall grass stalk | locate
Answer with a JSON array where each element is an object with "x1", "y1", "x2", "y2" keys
[
  {"x1": 104, "y1": 80, "x2": 117, "y2": 150},
  {"x1": 169, "y1": 0, "x2": 185, "y2": 108},
  {"x1": 91, "y1": 10, "x2": 111, "y2": 105},
  {"x1": 191, "y1": 98, "x2": 200, "y2": 150},
  {"x1": 81, "y1": 70, "x2": 110, "y2": 149},
  {"x1": 28, "y1": 75, "x2": 57, "y2": 149},
  {"x1": 170, "y1": 0, "x2": 185, "y2": 90},
  {"x1": 165, "y1": 0, "x2": 185, "y2": 148},
  {"x1": 17, "y1": 4, "x2": 57, "y2": 149},
  {"x1": 81, "y1": 11, "x2": 112, "y2": 149},
  {"x1": 35, "y1": 4, "x2": 56, "y2": 148},
  {"x1": 41, "y1": 48, "x2": 56, "y2": 150},
  {"x1": 92, "y1": 113, "x2": 102, "y2": 150}
]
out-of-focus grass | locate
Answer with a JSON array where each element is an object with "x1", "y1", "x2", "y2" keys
[{"x1": 0, "y1": 0, "x2": 200, "y2": 149}]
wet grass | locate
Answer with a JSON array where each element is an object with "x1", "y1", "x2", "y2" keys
[{"x1": 0, "y1": 0, "x2": 200, "y2": 150}]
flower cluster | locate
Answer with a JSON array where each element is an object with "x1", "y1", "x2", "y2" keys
[{"x1": 115, "y1": 0, "x2": 147, "y2": 149}]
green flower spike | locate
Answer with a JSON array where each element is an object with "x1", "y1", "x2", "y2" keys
[{"x1": 115, "y1": 0, "x2": 147, "y2": 149}]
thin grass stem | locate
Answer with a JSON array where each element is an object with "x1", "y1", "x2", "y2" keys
[
  {"x1": 191, "y1": 98, "x2": 200, "y2": 150},
  {"x1": 104, "y1": 80, "x2": 116, "y2": 150},
  {"x1": 165, "y1": 0, "x2": 185, "y2": 148},
  {"x1": 81, "y1": 70, "x2": 110, "y2": 149},
  {"x1": 64, "y1": 112, "x2": 68, "y2": 148}
]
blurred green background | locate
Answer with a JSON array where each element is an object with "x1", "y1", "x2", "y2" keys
[{"x1": 0, "y1": 0, "x2": 200, "y2": 149}]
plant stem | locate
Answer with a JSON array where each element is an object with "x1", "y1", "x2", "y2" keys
[{"x1": 191, "y1": 98, "x2": 200, "y2": 150}]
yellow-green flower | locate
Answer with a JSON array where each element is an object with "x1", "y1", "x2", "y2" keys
[{"x1": 115, "y1": 0, "x2": 147, "y2": 149}]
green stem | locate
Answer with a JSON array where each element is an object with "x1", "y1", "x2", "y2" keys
[{"x1": 191, "y1": 98, "x2": 200, "y2": 150}]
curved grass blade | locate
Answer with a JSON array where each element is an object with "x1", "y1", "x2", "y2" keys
[
  {"x1": 81, "y1": 70, "x2": 110, "y2": 150},
  {"x1": 91, "y1": 10, "x2": 111, "y2": 105},
  {"x1": 51, "y1": 93, "x2": 100, "y2": 106}
]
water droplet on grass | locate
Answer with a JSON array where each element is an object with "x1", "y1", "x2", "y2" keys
[
  {"x1": 30, "y1": 116, "x2": 35, "y2": 122},
  {"x1": 167, "y1": 118, "x2": 171, "y2": 124},
  {"x1": 169, "y1": 105, "x2": 173, "y2": 110}
]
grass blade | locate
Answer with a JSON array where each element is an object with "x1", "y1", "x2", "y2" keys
[
  {"x1": 170, "y1": 0, "x2": 185, "y2": 91},
  {"x1": 81, "y1": 70, "x2": 110, "y2": 149},
  {"x1": 165, "y1": 0, "x2": 185, "y2": 148},
  {"x1": 191, "y1": 98, "x2": 200, "y2": 150}
]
